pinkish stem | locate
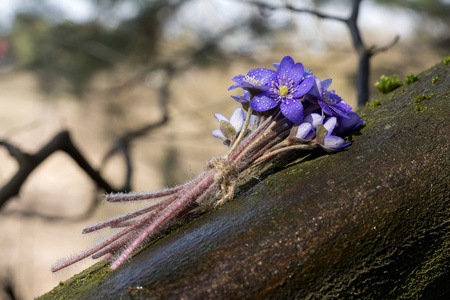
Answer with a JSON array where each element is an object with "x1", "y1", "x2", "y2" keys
[
  {"x1": 252, "y1": 144, "x2": 315, "y2": 165},
  {"x1": 110, "y1": 173, "x2": 215, "y2": 270},
  {"x1": 94, "y1": 182, "x2": 220, "y2": 260},
  {"x1": 230, "y1": 113, "x2": 285, "y2": 165},
  {"x1": 83, "y1": 173, "x2": 208, "y2": 234},
  {"x1": 105, "y1": 179, "x2": 197, "y2": 202},
  {"x1": 82, "y1": 194, "x2": 179, "y2": 234},
  {"x1": 91, "y1": 231, "x2": 140, "y2": 259},
  {"x1": 227, "y1": 112, "x2": 275, "y2": 162}
]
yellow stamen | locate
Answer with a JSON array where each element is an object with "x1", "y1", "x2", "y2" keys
[{"x1": 279, "y1": 86, "x2": 289, "y2": 96}]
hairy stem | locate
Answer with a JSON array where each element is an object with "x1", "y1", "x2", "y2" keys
[
  {"x1": 252, "y1": 144, "x2": 315, "y2": 165},
  {"x1": 110, "y1": 173, "x2": 215, "y2": 269},
  {"x1": 105, "y1": 185, "x2": 184, "y2": 202}
]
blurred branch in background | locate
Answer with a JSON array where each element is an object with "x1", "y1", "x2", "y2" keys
[{"x1": 0, "y1": 131, "x2": 116, "y2": 215}]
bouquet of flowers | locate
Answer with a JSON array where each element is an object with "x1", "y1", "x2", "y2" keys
[{"x1": 52, "y1": 56, "x2": 364, "y2": 272}]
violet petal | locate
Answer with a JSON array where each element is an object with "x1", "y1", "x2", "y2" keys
[
  {"x1": 280, "y1": 99, "x2": 304, "y2": 123},
  {"x1": 250, "y1": 92, "x2": 278, "y2": 112}
]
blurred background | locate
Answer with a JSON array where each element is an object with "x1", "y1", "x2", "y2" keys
[{"x1": 0, "y1": 0, "x2": 448, "y2": 299}]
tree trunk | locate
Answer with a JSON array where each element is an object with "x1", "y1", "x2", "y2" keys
[
  {"x1": 357, "y1": 50, "x2": 370, "y2": 107},
  {"x1": 37, "y1": 60, "x2": 450, "y2": 300}
]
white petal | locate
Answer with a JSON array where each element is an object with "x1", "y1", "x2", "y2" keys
[
  {"x1": 296, "y1": 123, "x2": 312, "y2": 139},
  {"x1": 214, "y1": 113, "x2": 229, "y2": 123},
  {"x1": 323, "y1": 135, "x2": 345, "y2": 149},
  {"x1": 303, "y1": 113, "x2": 324, "y2": 129},
  {"x1": 229, "y1": 108, "x2": 245, "y2": 132},
  {"x1": 324, "y1": 117, "x2": 337, "y2": 133},
  {"x1": 212, "y1": 129, "x2": 226, "y2": 141}
]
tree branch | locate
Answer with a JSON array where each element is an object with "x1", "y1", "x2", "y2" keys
[
  {"x1": 370, "y1": 35, "x2": 400, "y2": 56},
  {"x1": 0, "y1": 130, "x2": 117, "y2": 210},
  {"x1": 245, "y1": 0, "x2": 346, "y2": 22}
]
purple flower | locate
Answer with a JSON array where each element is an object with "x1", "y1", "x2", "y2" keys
[
  {"x1": 295, "y1": 113, "x2": 323, "y2": 140},
  {"x1": 231, "y1": 90, "x2": 251, "y2": 103},
  {"x1": 212, "y1": 108, "x2": 246, "y2": 146},
  {"x1": 303, "y1": 113, "x2": 325, "y2": 129},
  {"x1": 250, "y1": 56, "x2": 314, "y2": 124},
  {"x1": 273, "y1": 62, "x2": 314, "y2": 78},
  {"x1": 294, "y1": 114, "x2": 351, "y2": 150},
  {"x1": 334, "y1": 111, "x2": 365, "y2": 135},
  {"x1": 228, "y1": 68, "x2": 274, "y2": 93},
  {"x1": 309, "y1": 77, "x2": 352, "y2": 118},
  {"x1": 319, "y1": 117, "x2": 351, "y2": 150},
  {"x1": 212, "y1": 108, "x2": 256, "y2": 146}
]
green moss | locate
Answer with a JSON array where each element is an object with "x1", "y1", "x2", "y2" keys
[
  {"x1": 36, "y1": 261, "x2": 111, "y2": 300},
  {"x1": 415, "y1": 105, "x2": 426, "y2": 112},
  {"x1": 404, "y1": 74, "x2": 418, "y2": 85},
  {"x1": 431, "y1": 77, "x2": 439, "y2": 84},
  {"x1": 366, "y1": 99, "x2": 382, "y2": 108},
  {"x1": 443, "y1": 56, "x2": 450, "y2": 65},
  {"x1": 375, "y1": 75, "x2": 402, "y2": 93},
  {"x1": 414, "y1": 94, "x2": 433, "y2": 103}
]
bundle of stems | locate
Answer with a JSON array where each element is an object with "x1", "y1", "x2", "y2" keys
[{"x1": 51, "y1": 108, "x2": 312, "y2": 272}]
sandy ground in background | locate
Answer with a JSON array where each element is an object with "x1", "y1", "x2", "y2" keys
[{"x1": 0, "y1": 41, "x2": 443, "y2": 299}]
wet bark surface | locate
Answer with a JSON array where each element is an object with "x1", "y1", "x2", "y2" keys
[{"x1": 38, "y1": 61, "x2": 449, "y2": 299}]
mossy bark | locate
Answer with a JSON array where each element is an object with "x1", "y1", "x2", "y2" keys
[{"x1": 37, "y1": 60, "x2": 449, "y2": 300}]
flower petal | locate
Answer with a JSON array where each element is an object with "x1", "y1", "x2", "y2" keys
[
  {"x1": 231, "y1": 75, "x2": 244, "y2": 84},
  {"x1": 296, "y1": 123, "x2": 312, "y2": 139},
  {"x1": 322, "y1": 135, "x2": 350, "y2": 150},
  {"x1": 276, "y1": 56, "x2": 295, "y2": 79},
  {"x1": 250, "y1": 92, "x2": 278, "y2": 112},
  {"x1": 308, "y1": 76, "x2": 322, "y2": 99},
  {"x1": 322, "y1": 78, "x2": 332, "y2": 90},
  {"x1": 319, "y1": 101, "x2": 334, "y2": 116},
  {"x1": 292, "y1": 76, "x2": 314, "y2": 98},
  {"x1": 277, "y1": 58, "x2": 304, "y2": 85},
  {"x1": 291, "y1": 62, "x2": 305, "y2": 84},
  {"x1": 214, "y1": 113, "x2": 229, "y2": 123},
  {"x1": 247, "y1": 68, "x2": 276, "y2": 86},
  {"x1": 229, "y1": 108, "x2": 245, "y2": 132},
  {"x1": 231, "y1": 90, "x2": 251, "y2": 103},
  {"x1": 228, "y1": 84, "x2": 240, "y2": 91},
  {"x1": 331, "y1": 99, "x2": 352, "y2": 117},
  {"x1": 280, "y1": 99, "x2": 304, "y2": 123},
  {"x1": 323, "y1": 117, "x2": 337, "y2": 134},
  {"x1": 334, "y1": 112, "x2": 364, "y2": 135},
  {"x1": 303, "y1": 113, "x2": 324, "y2": 129},
  {"x1": 304, "y1": 68, "x2": 313, "y2": 77},
  {"x1": 228, "y1": 75, "x2": 245, "y2": 90},
  {"x1": 212, "y1": 129, "x2": 226, "y2": 142}
]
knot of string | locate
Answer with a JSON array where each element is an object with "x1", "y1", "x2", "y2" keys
[{"x1": 206, "y1": 157, "x2": 238, "y2": 207}]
